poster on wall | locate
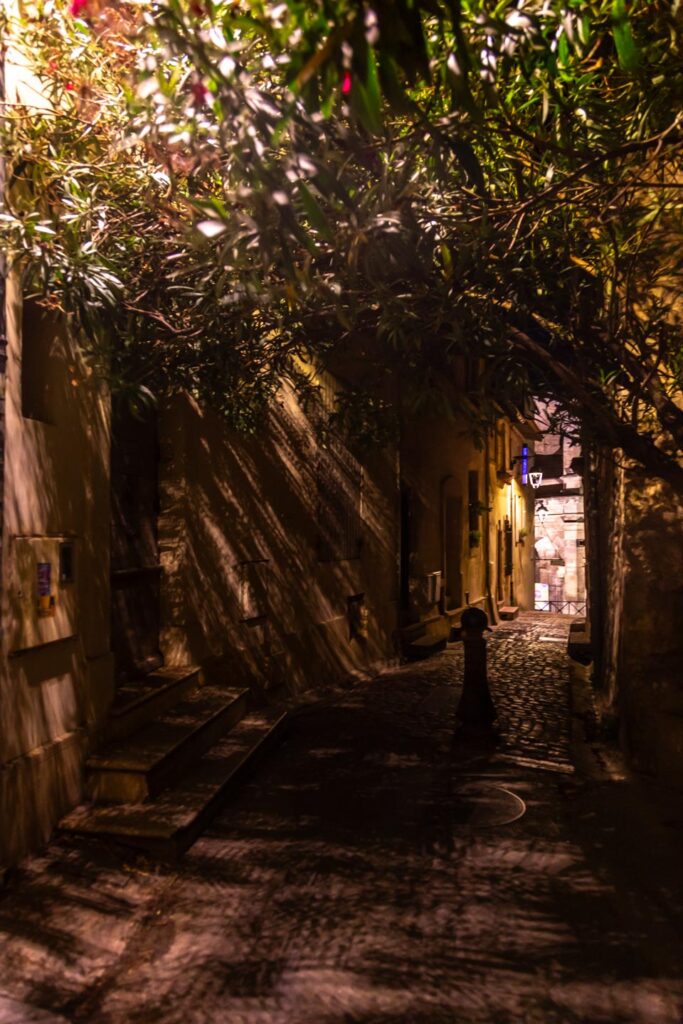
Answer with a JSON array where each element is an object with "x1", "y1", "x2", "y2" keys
[{"x1": 37, "y1": 562, "x2": 56, "y2": 617}]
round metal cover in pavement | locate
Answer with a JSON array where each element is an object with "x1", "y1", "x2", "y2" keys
[{"x1": 452, "y1": 782, "x2": 526, "y2": 827}]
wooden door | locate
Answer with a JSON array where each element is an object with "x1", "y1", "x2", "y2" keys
[{"x1": 110, "y1": 397, "x2": 162, "y2": 681}]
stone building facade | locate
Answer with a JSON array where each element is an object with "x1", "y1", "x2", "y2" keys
[
  {"x1": 532, "y1": 418, "x2": 586, "y2": 616},
  {"x1": 399, "y1": 397, "x2": 536, "y2": 653},
  {"x1": 0, "y1": 276, "x2": 540, "y2": 866},
  {"x1": 0, "y1": 39, "x2": 537, "y2": 866}
]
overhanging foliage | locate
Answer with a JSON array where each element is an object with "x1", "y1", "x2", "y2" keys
[{"x1": 1, "y1": 1, "x2": 681, "y2": 482}]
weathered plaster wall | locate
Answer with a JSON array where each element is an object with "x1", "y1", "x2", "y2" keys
[
  {"x1": 400, "y1": 410, "x2": 486, "y2": 628},
  {"x1": 488, "y1": 423, "x2": 535, "y2": 615},
  {"x1": 399, "y1": 414, "x2": 534, "y2": 636},
  {"x1": 534, "y1": 494, "x2": 586, "y2": 613},
  {"x1": 158, "y1": 387, "x2": 400, "y2": 695},
  {"x1": 584, "y1": 446, "x2": 626, "y2": 720},
  {"x1": 0, "y1": 281, "x2": 113, "y2": 867},
  {"x1": 585, "y1": 447, "x2": 683, "y2": 789},
  {"x1": 618, "y1": 474, "x2": 683, "y2": 787}
]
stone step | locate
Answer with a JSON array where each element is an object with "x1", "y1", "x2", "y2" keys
[
  {"x1": 87, "y1": 687, "x2": 249, "y2": 804},
  {"x1": 407, "y1": 634, "x2": 447, "y2": 661},
  {"x1": 498, "y1": 605, "x2": 519, "y2": 620},
  {"x1": 105, "y1": 666, "x2": 203, "y2": 742},
  {"x1": 567, "y1": 628, "x2": 592, "y2": 665},
  {"x1": 60, "y1": 709, "x2": 288, "y2": 859}
]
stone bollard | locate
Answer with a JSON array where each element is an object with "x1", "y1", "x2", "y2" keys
[{"x1": 455, "y1": 607, "x2": 497, "y2": 733}]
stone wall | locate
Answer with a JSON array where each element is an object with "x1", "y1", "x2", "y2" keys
[
  {"x1": 585, "y1": 446, "x2": 683, "y2": 789},
  {"x1": 619, "y1": 474, "x2": 683, "y2": 787},
  {"x1": 534, "y1": 494, "x2": 586, "y2": 614},
  {"x1": 399, "y1": 412, "x2": 535, "y2": 637},
  {"x1": 0, "y1": 285, "x2": 113, "y2": 868},
  {"x1": 584, "y1": 445, "x2": 625, "y2": 719},
  {"x1": 400, "y1": 410, "x2": 486, "y2": 627},
  {"x1": 0, "y1": 22, "x2": 114, "y2": 869},
  {"x1": 158, "y1": 384, "x2": 400, "y2": 696}
]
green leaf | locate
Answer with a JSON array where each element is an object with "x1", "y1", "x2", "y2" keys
[
  {"x1": 350, "y1": 42, "x2": 383, "y2": 135},
  {"x1": 296, "y1": 181, "x2": 333, "y2": 240},
  {"x1": 378, "y1": 52, "x2": 412, "y2": 114},
  {"x1": 612, "y1": 0, "x2": 640, "y2": 71},
  {"x1": 558, "y1": 32, "x2": 569, "y2": 68},
  {"x1": 366, "y1": 42, "x2": 381, "y2": 108},
  {"x1": 351, "y1": 78, "x2": 383, "y2": 135},
  {"x1": 440, "y1": 243, "x2": 454, "y2": 280}
]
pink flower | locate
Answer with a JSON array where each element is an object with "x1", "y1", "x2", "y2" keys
[
  {"x1": 65, "y1": 82, "x2": 75, "y2": 91},
  {"x1": 190, "y1": 81, "x2": 209, "y2": 106},
  {"x1": 341, "y1": 70, "x2": 352, "y2": 95},
  {"x1": 68, "y1": 0, "x2": 88, "y2": 16}
]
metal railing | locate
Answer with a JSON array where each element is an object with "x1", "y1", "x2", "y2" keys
[
  {"x1": 535, "y1": 598, "x2": 587, "y2": 615},
  {"x1": 534, "y1": 581, "x2": 586, "y2": 616}
]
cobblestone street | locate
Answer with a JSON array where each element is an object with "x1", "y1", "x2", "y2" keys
[{"x1": 1, "y1": 613, "x2": 682, "y2": 1024}]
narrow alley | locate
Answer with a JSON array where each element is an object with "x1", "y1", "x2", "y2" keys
[
  {"x1": 1, "y1": 613, "x2": 681, "y2": 1024},
  {"x1": 3, "y1": 7, "x2": 682, "y2": 1022}
]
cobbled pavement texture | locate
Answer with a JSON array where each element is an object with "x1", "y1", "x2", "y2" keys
[{"x1": 0, "y1": 612, "x2": 681, "y2": 1024}]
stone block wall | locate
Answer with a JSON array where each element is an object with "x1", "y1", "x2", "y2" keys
[
  {"x1": 585, "y1": 446, "x2": 683, "y2": 789},
  {"x1": 0, "y1": 283, "x2": 113, "y2": 869},
  {"x1": 619, "y1": 474, "x2": 683, "y2": 787},
  {"x1": 157, "y1": 384, "x2": 400, "y2": 696}
]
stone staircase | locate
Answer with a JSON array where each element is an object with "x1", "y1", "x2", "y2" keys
[
  {"x1": 567, "y1": 619, "x2": 592, "y2": 664},
  {"x1": 60, "y1": 667, "x2": 287, "y2": 858},
  {"x1": 401, "y1": 614, "x2": 450, "y2": 661},
  {"x1": 406, "y1": 633, "x2": 448, "y2": 660},
  {"x1": 103, "y1": 666, "x2": 203, "y2": 742}
]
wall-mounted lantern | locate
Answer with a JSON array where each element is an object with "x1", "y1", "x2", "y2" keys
[{"x1": 528, "y1": 471, "x2": 543, "y2": 489}]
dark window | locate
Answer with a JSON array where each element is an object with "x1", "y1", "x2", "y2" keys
[
  {"x1": 347, "y1": 593, "x2": 367, "y2": 639},
  {"x1": 21, "y1": 300, "x2": 56, "y2": 422},
  {"x1": 59, "y1": 542, "x2": 75, "y2": 584}
]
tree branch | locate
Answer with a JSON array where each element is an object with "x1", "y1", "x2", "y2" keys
[{"x1": 507, "y1": 325, "x2": 683, "y2": 493}]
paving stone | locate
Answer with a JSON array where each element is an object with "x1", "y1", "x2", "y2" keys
[
  {"x1": 0, "y1": 612, "x2": 681, "y2": 1024},
  {"x1": 0, "y1": 995, "x2": 70, "y2": 1024}
]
